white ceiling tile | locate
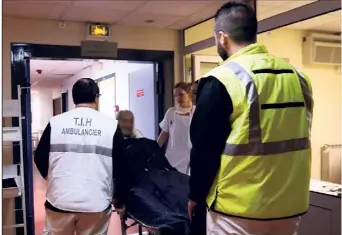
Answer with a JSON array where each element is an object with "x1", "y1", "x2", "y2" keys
[
  {"x1": 60, "y1": 5, "x2": 128, "y2": 23},
  {"x1": 167, "y1": 17, "x2": 203, "y2": 30},
  {"x1": 3, "y1": 1, "x2": 67, "y2": 19},
  {"x1": 3, "y1": 0, "x2": 242, "y2": 30},
  {"x1": 30, "y1": 59, "x2": 96, "y2": 84},
  {"x1": 72, "y1": 1, "x2": 146, "y2": 11},
  {"x1": 167, "y1": 1, "x2": 223, "y2": 30},
  {"x1": 30, "y1": 74, "x2": 69, "y2": 83},
  {"x1": 136, "y1": 1, "x2": 213, "y2": 17},
  {"x1": 52, "y1": 61, "x2": 92, "y2": 74},
  {"x1": 118, "y1": 12, "x2": 183, "y2": 28},
  {"x1": 30, "y1": 60, "x2": 65, "y2": 72}
]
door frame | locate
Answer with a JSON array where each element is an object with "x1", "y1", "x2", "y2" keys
[
  {"x1": 191, "y1": 54, "x2": 221, "y2": 82},
  {"x1": 61, "y1": 91, "x2": 68, "y2": 113},
  {"x1": 52, "y1": 96, "x2": 62, "y2": 116},
  {"x1": 10, "y1": 43, "x2": 174, "y2": 235},
  {"x1": 96, "y1": 72, "x2": 116, "y2": 118}
]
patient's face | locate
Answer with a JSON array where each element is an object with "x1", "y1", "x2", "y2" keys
[{"x1": 118, "y1": 112, "x2": 134, "y2": 137}]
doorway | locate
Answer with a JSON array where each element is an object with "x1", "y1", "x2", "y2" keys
[
  {"x1": 11, "y1": 43, "x2": 174, "y2": 235},
  {"x1": 29, "y1": 58, "x2": 160, "y2": 234},
  {"x1": 52, "y1": 97, "x2": 62, "y2": 116},
  {"x1": 61, "y1": 92, "x2": 68, "y2": 113}
]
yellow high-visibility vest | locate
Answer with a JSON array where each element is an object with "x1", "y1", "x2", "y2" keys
[{"x1": 206, "y1": 43, "x2": 313, "y2": 220}]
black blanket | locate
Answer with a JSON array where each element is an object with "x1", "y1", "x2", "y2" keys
[{"x1": 121, "y1": 138, "x2": 190, "y2": 235}]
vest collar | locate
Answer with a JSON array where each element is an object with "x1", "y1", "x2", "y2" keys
[{"x1": 220, "y1": 43, "x2": 268, "y2": 65}]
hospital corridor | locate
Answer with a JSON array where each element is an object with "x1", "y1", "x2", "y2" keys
[{"x1": 2, "y1": 0, "x2": 342, "y2": 235}]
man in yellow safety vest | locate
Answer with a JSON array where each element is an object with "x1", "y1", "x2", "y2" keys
[{"x1": 187, "y1": 2, "x2": 313, "y2": 235}]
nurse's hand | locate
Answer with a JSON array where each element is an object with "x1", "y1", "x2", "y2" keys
[{"x1": 187, "y1": 200, "x2": 198, "y2": 220}]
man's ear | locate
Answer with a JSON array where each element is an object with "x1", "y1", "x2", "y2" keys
[
  {"x1": 94, "y1": 97, "x2": 100, "y2": 110},
  {"x1": 218, "y1": 31, "x2": 229, "y2": 48}
]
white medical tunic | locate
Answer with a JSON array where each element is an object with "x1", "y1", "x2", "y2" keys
[
  {"x1": 48, "y1": 107, "x2": 118, "y2": 212},
  {"x1": 160, "y1": 107, "x2": 195, "y2": 174}
]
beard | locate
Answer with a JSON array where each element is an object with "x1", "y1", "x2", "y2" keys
[
  {"x1": 121, "y1": 127, "x2": 133, "y2": 137},
  {"x1": 217, "y1": 43, "x2": 229, "y2": 61}
]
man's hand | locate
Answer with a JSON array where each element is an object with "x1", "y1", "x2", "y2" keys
[{"x1": 188, "y1": 199, "x2": 198, "y2": 220}]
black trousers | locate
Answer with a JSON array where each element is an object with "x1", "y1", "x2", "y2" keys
[{"x1": 188, "y1": 203, "x2": 207, "y2": 235}]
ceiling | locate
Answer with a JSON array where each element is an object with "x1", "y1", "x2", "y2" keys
[
  {"x1": 257, "y1": 1, "x2": 315, "y2": 20},
  {"x1": 3, "y1": 0, "x2": 234, "y2": 30},
  {"x1": 285, "y1": 10, "x2": 341, "y2": 33},
  {"x1": 30, "y1": 59, "x2": 153, "y2": 86},
  {"x1": 4, "y1": 0, "x2": 318, "y2": 30},
  {"x1": 30, "y1": 59, "x2": 95, "y2": 85}
]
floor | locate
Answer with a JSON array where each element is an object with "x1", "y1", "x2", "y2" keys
[{"x1": 33, "y1": 164, "x2": 141, "y2": 235}]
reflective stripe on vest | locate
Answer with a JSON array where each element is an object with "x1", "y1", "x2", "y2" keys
[
  {"x1": 50, "y1": 144, "x2": 112, "y2": 157},
  {"x1": 222, "y1": 62, "x2": 311, "y2": 156}
]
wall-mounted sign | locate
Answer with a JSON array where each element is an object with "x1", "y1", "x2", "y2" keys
[
  {"x1": 88, "y1": 24, "x2": 110, "y2": 37},
  {"x1": 81, "y1": 40, "x2": 118, "y2": 58},
  {"x1": 136, "y1": 89, "x2": 144, "y2": 97}
]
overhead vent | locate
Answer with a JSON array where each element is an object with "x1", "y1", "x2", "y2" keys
[{"x1": 303, "y1": 33, "x2": 341, "y2": 66}]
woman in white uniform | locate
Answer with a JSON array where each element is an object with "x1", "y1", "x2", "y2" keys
[{"x1": 157, "y1": 82, "x2": 195, "y2": 174}]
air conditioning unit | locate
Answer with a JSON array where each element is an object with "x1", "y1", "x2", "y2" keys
[{"x1": 303, "y1": 33, "x2": 341, "y2": 66}]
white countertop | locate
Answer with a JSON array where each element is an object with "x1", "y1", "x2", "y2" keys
[{"x1": 310, "y1": 179, "x2": 341, "y2": 197}]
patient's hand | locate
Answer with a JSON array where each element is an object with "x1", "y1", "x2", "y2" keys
[{"x1": 116, "y1": 205, "x2": 126, "y2": 219}]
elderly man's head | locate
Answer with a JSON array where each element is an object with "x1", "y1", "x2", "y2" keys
[{"x1": 117, "y1": 110, "x2": 135, "y2": 137}]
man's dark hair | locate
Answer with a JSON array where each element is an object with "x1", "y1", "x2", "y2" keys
[
  {"x1": 72, "y1": 78, "x2": 100, "y2": 105},
  {"x1": 214, "y1": 1, "x2": 257, "y2": 43}
]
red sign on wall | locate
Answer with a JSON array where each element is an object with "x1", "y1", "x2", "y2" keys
[{"x1": 136, "y1": 89, "x2": 144, "y2": 97}]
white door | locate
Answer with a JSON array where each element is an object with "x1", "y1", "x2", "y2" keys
[
  {"x1": 98, "y1": 77, "x2": 116, "y2": 119},
  {"x1": 128, "y1": 63, "x2": 158, "y2": 140}
]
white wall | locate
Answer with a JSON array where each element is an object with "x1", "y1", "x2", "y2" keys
[
  {"x1": 62, "y1": 60, "x2": 147, "y2": 112},
  {"x1": 31, "y1": 84, "x2": 62, "y2": 132}
]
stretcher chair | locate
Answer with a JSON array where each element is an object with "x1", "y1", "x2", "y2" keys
[
  {"x1": 112, "y1": 206, "x2": 157, "y2": 235},
  {"x1": 119, "y1": 212, "x2": 158, "y2": 235},
  {"x1": 117, "y1": 138, "x2": 190, "y2": 235}
]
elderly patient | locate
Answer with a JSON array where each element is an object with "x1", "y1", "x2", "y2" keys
[{"x1": 117, "y1": 110, "x2": 143, "y2": 139}]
